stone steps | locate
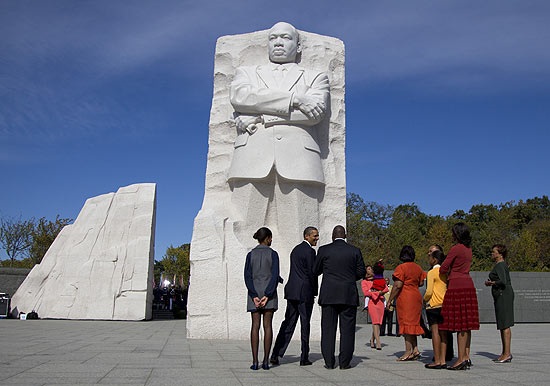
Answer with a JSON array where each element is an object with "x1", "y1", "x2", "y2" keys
[{"x1": 152, "y1": 310, "x2": 174, "y2": 320}]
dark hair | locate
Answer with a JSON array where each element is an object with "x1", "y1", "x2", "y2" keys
[
  {"x1": 303, "y1": 226, "x2": 318, "y2": 238},
  {"x1": 431, "y1": 244, "x2": 443, "y2": 253},
  {"x1": 492, "y1": 244, "x2": 507, "y2": 259},
  {"x1": 253, "y1": 227, "x2": 272, "y2": 243},
  {"x1": 399, "y1": 245, "x2": 415, "y2": 262},
  {"x1": 332, "y1": 225, "x2": 346, "y2": 239},
  {"x1": 373, "y1": 261, "x2": 384, "y2": 275},
  {"x1": 452, "y1": 222, "x2": 471, "y2": 247},
  {"x1": 431, "y1": 250, "x2": 446, "y2": 265}
]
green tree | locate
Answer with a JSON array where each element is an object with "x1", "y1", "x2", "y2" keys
[
  {"x1": 29, "y1": 215, "x2": 72, "y2": 265},
  {"x1": 0, "y1": 216, "x2": 35, "y2": 267},
  {"x1": 509, "y1": 228, "x2": 540, "y2": 271},
  {"x1": 346, "y1": 193, "x2": 393, "y2": 266},
  {"x1": 159, "y1": 244, "x2": 190, "y2": 288},
  {"x1": 153, "y1": 260, "x2": 165, "y2": 286}
]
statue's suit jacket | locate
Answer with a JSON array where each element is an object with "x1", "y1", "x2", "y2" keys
[{"x1": 228, "y1": 63, "x2": 330, "y2": 185}]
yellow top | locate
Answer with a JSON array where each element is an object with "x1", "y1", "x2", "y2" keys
[
  {"x1": 384, "y1": 284, "x2": 392, "y2": 302},
  {"x1": 423, "y1": 265, "x2": 447, "y2": 309}
]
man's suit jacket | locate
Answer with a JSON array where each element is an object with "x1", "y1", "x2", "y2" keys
[
  {"x1": 228, "y1": 62, "x2": 330, "y2": 184},
  {"x1": 284, "y1": 241, "x2": 318, "y2": 303},
  {"x1": 315, "y1": 239, "x2": 366, "y2": 306}
]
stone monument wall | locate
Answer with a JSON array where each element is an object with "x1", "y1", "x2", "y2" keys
[
  {"x1": 188, "y1": 28, "x2": 345, "y2": 340},
  {"x1": 10, "y1": 183, "x2": 156, "y2": 320}
]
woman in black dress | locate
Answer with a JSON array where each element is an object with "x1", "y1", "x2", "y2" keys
[
  {"x1": 244, "y1": 227, "x2": 280, "y2": 370},
  {"x1": 485, "y1": 244, "x2": 514, "y2": 363}
]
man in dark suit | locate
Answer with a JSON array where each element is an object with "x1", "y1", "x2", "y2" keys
[
  {"x1": 315, "y1": 225, "x2": 366, "y2": 370},
  {"x1": 270, "y1": 227, "x2": 319, "y2": 366}
]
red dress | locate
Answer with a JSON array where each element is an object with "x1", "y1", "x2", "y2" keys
[
  {"x1": 439, "y1": 244, "x2": 480, "y2": 331},
  {"x1": 393, "y1": 262, "x2": 427, "y2": 335},
  {"x1": 362, "y1": 280, "x2": 388, "y2": 324}
]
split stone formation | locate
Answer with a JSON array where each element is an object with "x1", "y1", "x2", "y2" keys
[
  {"x1": 11, "y1": 183, "x2": 156, "y2": 320},
  {"x1": 188, "y1": 23, "x2": 346, "y2": 340}
]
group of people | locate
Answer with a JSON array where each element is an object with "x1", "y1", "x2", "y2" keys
[
  {"x1": 152, "y1": 284, "x2": 186, "y2": 312},
  {"x1": 243, "y1": 222, "x2": 515, "y2": 371}
]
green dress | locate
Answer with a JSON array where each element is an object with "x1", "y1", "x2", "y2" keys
[{"x1": 488, "y1": 261, "x2": 514, "y2": 330}]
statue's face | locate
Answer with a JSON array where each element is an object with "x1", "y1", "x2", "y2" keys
[{"x1": 268, "y1": 23, "x2": 301, "y2": 64}]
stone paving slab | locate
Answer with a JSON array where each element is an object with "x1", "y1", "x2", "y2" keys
[{"x1": 1, "y1": 319, "x2": 549, "y2": 385}]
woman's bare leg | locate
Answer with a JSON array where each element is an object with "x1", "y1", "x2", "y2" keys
[
  {"x1": 373, "y1": 324, "x2": 381, "y2": 349},
  {"x1": 451, "y1": 330, "x2": 468, "y2": 367},
  {"x1": 428, "y1": 324, "x2": 441, "y2": 365},
  {"x1": 438, "y1": 328, "x2": 448, "y2": 365},
  {"x1": 499, "y1": 328, "x2": 512, "y2": 360}
]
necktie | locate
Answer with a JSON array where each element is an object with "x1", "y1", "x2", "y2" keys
[{"x1": 273, "y1": 66, "x2": 285, "y2": 86}]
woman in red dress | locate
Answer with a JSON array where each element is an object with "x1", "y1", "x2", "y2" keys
[
  {"x1": 386, "y1": 246, "x2": 426, "y2": 361},
  {"x1": 439, "y1": 222, "x2": 479, "y2": 370}
]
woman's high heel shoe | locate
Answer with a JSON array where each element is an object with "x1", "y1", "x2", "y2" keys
[
  {"x1": 495, "y1": 355, "x2": 512, "y2": 363},
  {"x1": 250, "y1": 363, "x2": 260, "y2": 370},
  {"x1": 447, "y1": 361, "x2": 468, "y2": 370}
]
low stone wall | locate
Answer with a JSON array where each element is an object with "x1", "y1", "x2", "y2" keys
[
  {"x1": 357, "y1": 270, "x2": 550, "y2": 324},
  {"x1": 4, "y1": 268, "x2": 549, "y2": 323},
  {"x1": 0, "y1": 268, "x2": 31, "y2": 298}
]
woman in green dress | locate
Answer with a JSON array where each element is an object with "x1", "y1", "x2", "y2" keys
[{"x1": 484, "y1": 244, "x2": 514, "y2": 363}]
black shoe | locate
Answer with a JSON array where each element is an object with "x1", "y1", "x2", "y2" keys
[
  {"x1": 447, "y1": 361, "x2": 468, "y2": 371},
  {"x1": 387, "y1": 333, "x2": 395, "y2": 336},
  {"x1": 269, "y1": 356, "x2": 279, "y2": 365},
  {"x1": 261, "y1": 363, "x2": 270, "y2": 370},
  {"x1": 466, "y1": 359, "x2": 472, "y2": 367},
  {"x1": 340, "y1": 364, "x2": 351, "y2": 370},
  {"x1": 425, "y1": 363, "x2": 443, "y2": 369},
  {"x1": 250, "y1": 364, "x2": 259, "y2": 370},
  {"x1": 324, "y1": 364, "x2": 336, "y2": 369},
  {"x1": 380, "y1": 333, "x2": 386, "y2": 336},
  {"x1": 300, "y1": 360, "x2": 312, "y2": 366}
]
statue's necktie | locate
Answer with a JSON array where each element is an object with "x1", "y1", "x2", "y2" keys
[{"x1": 273, "y1": 66, "x2": 286, "y2": 86}]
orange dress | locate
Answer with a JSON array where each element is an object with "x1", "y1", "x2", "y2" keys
[{"x1": 393, "y1": 262, "x2": 427, "y2": 335}]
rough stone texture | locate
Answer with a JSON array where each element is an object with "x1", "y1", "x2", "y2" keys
[
  {"x1": 188, "y1": 27, "x2": 345, "y2": 340},
  {"x1": 10, "y1": 183, "x2": 156, "y2": 320}
]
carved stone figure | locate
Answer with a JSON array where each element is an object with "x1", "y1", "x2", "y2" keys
[
  {"x1": 10, "y1": 183, "x2": 156, "y2": 320},
  {"x1": 188, "y1": 22, "x2": 345, "y2": 340},
  {"x1": 228, "y1": 22, "x2": 330, "y2": 255},
  {"x1": 228, "y1": 22, "x2": 329, "y2": 184}
]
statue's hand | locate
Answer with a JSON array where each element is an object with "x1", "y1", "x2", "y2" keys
[
  {"x1": 235, "y1": 115, "x2": 262, "y2": 133},
  {"x1": 293, "y1": 94, "x2": 326, "y2": 121}
]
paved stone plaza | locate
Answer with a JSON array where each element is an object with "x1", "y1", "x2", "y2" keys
[{"x1": 0, "y1": 319, "x2": 548, "y2": 385}]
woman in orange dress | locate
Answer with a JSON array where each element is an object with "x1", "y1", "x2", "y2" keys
[{"x1": 386, "y1": 245, "x2": 427, "y2": 361}]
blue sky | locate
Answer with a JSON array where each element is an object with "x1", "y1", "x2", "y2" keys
[{"x1": 1, "y1": 0, "x2": 549, "y2": 260}]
